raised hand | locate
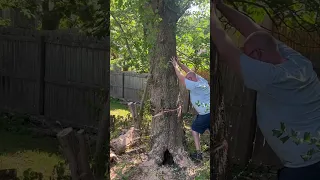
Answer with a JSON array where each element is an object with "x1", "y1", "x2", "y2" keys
[{"x1": 169, "y1": 56, "x2": 178, "y2": 67}]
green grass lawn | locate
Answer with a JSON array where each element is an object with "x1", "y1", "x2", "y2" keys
[
  {"x1": 0, "y1": 100, "x2": 210, "y2": 180},
  {"x1": 110, "y1": 98, "x2": 130, "y2": 117},
  {"x1": 0, "y1": 100, "x2": 129, "y2": 179},
  {"x1": 0, "y1": 130, "x2": 65, "y2": 179}
]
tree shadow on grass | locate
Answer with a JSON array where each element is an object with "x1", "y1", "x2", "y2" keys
[{"x1": 0, "y1": 130, "x2": 60, "y2": 156}]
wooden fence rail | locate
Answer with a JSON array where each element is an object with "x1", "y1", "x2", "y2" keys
[
  {"x1": 110, "y1": 71, "x2": 149, "y2": 102},
  {"x1": 0, "y1": 27, "x2": 109, "y2": 127}
]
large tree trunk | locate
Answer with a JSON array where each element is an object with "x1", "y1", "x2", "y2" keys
[
  {"x1": 41, "y1": 1, "x2": 62, "y2": 30},
  {"x1": 211, "y1": 38, "x2": 229, "y2": 179},
  {"x1": 148, "y1": 0, "x2": 191, "y2": 167},
  {"x1": 93, "y1": 92, "x2": 110, "y2": 180}
]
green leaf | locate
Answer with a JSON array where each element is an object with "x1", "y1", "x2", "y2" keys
[
  {"x1": 280, "y1": 122, "x2": 286, "y2": 132},
  {"x1": 310, "y1": 137, "x2": 317, "y2": 145},
  {"x1": 272, "y1": 129, "x2": 283, "y2": 138},
  {"x1": 291, "y1": 129, "x2": 299, "y2": 138},
  {"x1": 292, "y1": 137, "x2": 303, "y2": 145},
  {"x1": 306, "y1": 148, "x2": 317, "y2": 156},
  {"x1": 303, "y1": 132, "x2": 311, "y2": 143},
  {"x1": 117, "y1": 0, "x2": 123, "y2": 7},
  {"x1": 301, "y1": 154, "x2": 312, "y2": 161},
  {"x1": 280, "y1": 135, "x2": 290, "y2": 144}
]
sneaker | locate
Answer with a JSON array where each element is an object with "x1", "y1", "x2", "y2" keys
[{"x1": 190, "y1": 152, "x2": 203, "y2": 162}]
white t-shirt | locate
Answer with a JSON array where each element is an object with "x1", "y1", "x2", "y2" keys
[{"x1": 185, "y1": 75, "x2": 210, "y2": 115}]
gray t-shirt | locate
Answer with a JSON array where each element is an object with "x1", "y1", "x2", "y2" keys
[
  {"x1": 185, "y1": 75, "x2": 210, "y2": 115},
  {"x1": 240, "y1": 41, "x2": 320, "y2": 168}
]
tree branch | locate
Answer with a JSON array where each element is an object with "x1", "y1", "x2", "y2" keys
[
  {"x1": 110, "y1": 12, "x2": 134, "y2": 59},
  {"x1": 227, "y1": 0, "x2": 320, "y2": 47}
]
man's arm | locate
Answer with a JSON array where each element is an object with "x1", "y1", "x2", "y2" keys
[
  {"x1": 211, "y1": 3, "x2": 278, "y2": 92},
  {"x1": 177, "y1": 60, "x2": 191, "y2": 73},
  {"x1": 216, "y1": 2, "x2": 264, "y2": 38},
  {"x1": 211, "y1": 4, "x2": 242, "y2": 75},
  {"x1": 215, "y1": 1, "x2": 301, "y2": 59},
  {"x1": 170, "y1": 57, "x2": 186, "y2": 85},
  {"x1": 173, "y1": 65, "x2": 186, "y2": 85}
]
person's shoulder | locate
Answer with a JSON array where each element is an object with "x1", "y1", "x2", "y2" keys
[
  {"x1": 271, "y1": 61, "x2": 317, "y2": 91},
  {"x1": 196, "y1": 75, "x2": 208, "y2": 82},
  {"x1": 185, "y1": 78, "x2": 199, "y2": 90}
]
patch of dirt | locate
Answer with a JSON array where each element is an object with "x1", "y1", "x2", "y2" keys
[
  {"x1": 110, "y1": 114, "x2": 210, "y2": 180},
  {"x1": 110, "y1": 152, "x2": 207, "y2": 180}
]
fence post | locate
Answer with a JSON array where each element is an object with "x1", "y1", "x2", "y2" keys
[{"x1": 38, "y1": 36, "x2": 46, "y2": 115}]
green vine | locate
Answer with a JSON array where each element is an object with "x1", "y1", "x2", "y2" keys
[{"x1": 273, "y1": 122, "x2": 320, "y2": 161}]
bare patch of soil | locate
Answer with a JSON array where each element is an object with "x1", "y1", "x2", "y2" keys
[{"x1": 110, "y1": 153, "x2": 207, "y2": 180}]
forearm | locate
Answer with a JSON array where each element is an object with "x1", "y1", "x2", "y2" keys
[
  {"x1": 177, "y1": 61, "x2": 191, "y2": 73},
  {"x1": 211, "y1": 13, "x2": 232, "y2": 55},
  {"x1": 211, "y1": 12, "x2": 242, "y2": 74},
  {"x1": 217, "y1": 3, "x2": 264, "y2": 37},
  {"x1": 173, "y1": 66, "x2": 185, "y2": 84}
]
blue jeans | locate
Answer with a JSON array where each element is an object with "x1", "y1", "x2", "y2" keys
[
  {"x1": 191, "y1": 113, "x2": 210, "y2": 134},
  {"x1": 278, "y1": 161, "x2": 320, "y2": 180}
]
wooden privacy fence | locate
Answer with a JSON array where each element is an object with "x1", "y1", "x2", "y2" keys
[
  {"x1": 110, "y1": 70, "x2": 212, "y2": 116},
  {"x1": 0, "y1": 27, "x2": 109, "y2": 127},
  {"x1": 110, "y1": 71, "x2": 149, "y2": 102},
  {"x1": 110, "y1": 71, "x2": 199, "y2": 114}
]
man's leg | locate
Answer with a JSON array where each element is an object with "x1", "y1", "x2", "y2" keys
[
  {"x1": 190, "y1": 113, "x2": 210, "y2": 161},
  {"x1": 192, "y1": 130, "x2": 201, "y2": 151}
]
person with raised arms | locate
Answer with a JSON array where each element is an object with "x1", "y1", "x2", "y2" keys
[
  {"x1": 170, "y1": 56, "x2": 210, "y2": 162},
  {"x1": 211, "y1": 1, "x2": 320, "y2": 179}
]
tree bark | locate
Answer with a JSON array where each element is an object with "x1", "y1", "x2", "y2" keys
[
  {"x1": 148, "y1": 0, "x2": 191, "y2": 167},
  {"x1": 41, "y1": 1, "x2": 61, "y2": 30},
  {"x1": 211, "y1": 38, "x2": 229, "y2": 180},
  {"x1": 57, "y1": 128, "x2": 95, "y2": 180},
  {"x1": 136, "y1": 74, "x2": 152, "y2": 130},
  {"x1": 93, "y1": 93, "x2": 110, "y2": 180},
  {"x1": 57, "y1": 128, "x2": 80, "y2": 180},
  {"x1": 76, "y1": 130, "x2": 94, "y2": 180},
  {"x1": 128, "y1": 102, "x2": 139, "y2": 122},
  {"x1": 179, "y1": 81, "x2": 190, "y2": 114}
]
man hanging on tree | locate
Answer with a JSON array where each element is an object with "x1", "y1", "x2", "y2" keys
[
  {"x1": 170, "y1": 56, "x2": 210, "y2": 162},
  {"x1": 211, "y1": 0, "x2": 320, "y2": 179}
]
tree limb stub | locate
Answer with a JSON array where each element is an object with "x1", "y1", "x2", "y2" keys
[
  {"x1": 57, "y1": 128, "x2": 95, "y2": 180},
  {"x1": 57, "y1": 127, "x2": 80, "y2": 180},
  {"x1": 137, "y1": 74, "x2": 152, "y2": 129},
  {"x1": 76, "y1": 129, "x2": 94, "y2": 180}
]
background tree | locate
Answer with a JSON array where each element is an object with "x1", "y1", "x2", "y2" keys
[
  {"x1": 145, "y1": 0, "x2": 209, "y2": 166},
  {"x1": 110, "y1": 0, "x2": 209, "y2": 73}
]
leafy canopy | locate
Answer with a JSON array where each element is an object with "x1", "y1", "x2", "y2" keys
[{"x1": 110, "y1": 0, "x2": 210, "y2": 73}]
